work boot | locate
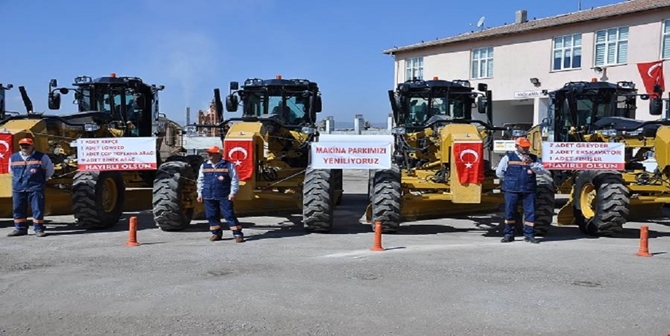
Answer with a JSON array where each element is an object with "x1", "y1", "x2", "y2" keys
[
  {"x1": 523, "y1": 225, "x2": 539, "y2": 244},
  {"x1": 524, "y1": 237, "x2": 539, "y2": 244},
  {"x1": 235, "y1": 235, "x2": 245, "y2": 243},
  {"x1": 7, "y1": 230, "x2": 27, "y2": 237},
  {"x1": 500, "y1": 236, "x2": 515, "y2": 243},
  {"x1": 209, "y1": 234, "x2": 222, "y2": 241},
  {"x1": 35, "y1": 231, "x2": 47, "y2": 238}
]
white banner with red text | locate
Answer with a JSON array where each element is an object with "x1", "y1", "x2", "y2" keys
[
  {"x1": 309, "y1": 135, "x2": 393, "y2": 170},
  {"x1": 541, "y1": 142, "x2": 625, "y2": 170},
  {"x1": 77, "y1": 137, "x2": 157, "y2": 171}
]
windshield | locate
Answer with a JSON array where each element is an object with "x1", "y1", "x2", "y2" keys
[
  {"x1": 554, "y1": 89, "x2": 635, "y2": 141},
  {"x1": 244, "y1": 90, "x2": 310, "y2": 126},
  {"x1": 567, "y1": 90, "x2": 633, "y2": 126},
  {"x1": 404, "y1": 94, "x2": 469, "y2": 126},
  {"x1": 77, "y1": 85, "x2": 137, "y2": 122}
]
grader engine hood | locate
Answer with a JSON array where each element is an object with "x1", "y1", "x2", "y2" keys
[
  {"x1": 439, "y1": 123, "x2": 485, "y2": 203},
  {"x1": 222, "y1": 122, "x2": 265, "y2": 200}
]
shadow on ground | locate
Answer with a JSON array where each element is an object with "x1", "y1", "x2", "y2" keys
[{"x1": 3, "y1": 192, "x2": 670, "y2": 243}]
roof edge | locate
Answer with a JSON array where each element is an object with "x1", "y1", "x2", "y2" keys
[{"x1": 382, "y1": 3, "x2": 669, "y2": 56}]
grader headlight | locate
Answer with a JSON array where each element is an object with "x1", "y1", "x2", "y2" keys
[
  {"x1": 84, "y1": 123, "x2": 100, "y2": 132},
  {"x1": 392, "y1": 127, "x2": 406, "y2": 135}
]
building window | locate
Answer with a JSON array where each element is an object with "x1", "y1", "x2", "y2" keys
[
  {"x1": 662, "y1": 20, "x2": 670, "y2": 59},
  {"x1": 471, "y1": 47, "x2": 493, "y2": 79},
  {"x1": 405, "y1": 57, "x2": 423, "y2": 80},
  {"x1": 594, "y1": 26, "x2": 629, "y2": 66},
  {"x1": 552, "y1": 34, "x2": 582, "y2": 71}
]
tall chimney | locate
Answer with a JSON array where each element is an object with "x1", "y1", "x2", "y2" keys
[
  {"x1": 515, "y1": 10, "x2": 528, "y2": 24},
  {"x1": 186, "y1": 107, "x2": 191, "y2": 126}
]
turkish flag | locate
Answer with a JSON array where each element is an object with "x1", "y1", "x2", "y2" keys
[
  {"x1": 453, "y1": 142, "x2": 484, "y2": 185},
  {"x1": 223, "y1": 139, "x2": 254, "y2": 181},
  {"x1": 637, "y1": 60, "x2": 665, "y2": 97},
  {"x1": 0, "y1": 133, "x2": 13, "y2": 174}
]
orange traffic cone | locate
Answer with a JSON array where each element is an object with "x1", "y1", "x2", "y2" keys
[
  {"x1": 370, "y1": 221, "x2": 385, "y2": 251},
  {"x1": 635, "y1": 225, "x2": 651, "y2": 257},
  {"x1": 126, "y1": 216, "x2": 140, "y2": 247}
]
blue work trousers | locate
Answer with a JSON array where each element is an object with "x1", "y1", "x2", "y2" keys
[
  {"x1": 12, "y1": 191, "x2": 46, "y2": 232},
  {"x1": 503, "y1": 191, "x2": 535, "y2": 238},
  {"x1": 204, "y1": 198, "x2": 243, "y2": 237}
]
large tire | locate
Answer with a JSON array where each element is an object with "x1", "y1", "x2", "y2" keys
[
  {"x1": 371, "y1": 164, "x2": 402, "y2": 233},
  {"x1": 534, "y1": 174, "x2": 556, "y2": 236},
  {"x1": 367, "y1": 170, "x2": 376, "y2": 201},
  {"x1": 333, "y1": 169, "x2": 343, "y2": 206},
  {"x1": 574, "y1": 171, "x2": 630, "y2": 236},
  {"x1": 302, "y1": 168, "x2": 335, "y2": 232},
  {"x1": 153, "y1": 161, "x2": 196, "y2": 231},
  {"x1": 72, "y1": 171, "x2": 125, "y2": 229}
]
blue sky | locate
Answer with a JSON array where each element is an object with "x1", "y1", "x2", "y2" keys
[{"x1": 1, "y1": 0, "x2": 622, "y2": 125}]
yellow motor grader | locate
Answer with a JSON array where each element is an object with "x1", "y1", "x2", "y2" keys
[
  {"x1": 526, "y1": 79, "x2": 668, "y2": 236},
  {"x1": 366, "y1": 77, "x2": 556, "y2": 234},
  {"x1": 0, "y1": 74, "x2": 198, "y2": 230},
  {"x1": 169, "y1": 75, "x2": 344, "y2": 232}
]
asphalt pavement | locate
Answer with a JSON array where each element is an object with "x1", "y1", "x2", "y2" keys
[{"x1": 0, "y1": 170, "x2": 669, "y2": 336}]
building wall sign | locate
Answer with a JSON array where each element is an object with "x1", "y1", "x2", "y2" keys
[{"x1": 513, "y1": 90, "x2": 547, "y2": 99}]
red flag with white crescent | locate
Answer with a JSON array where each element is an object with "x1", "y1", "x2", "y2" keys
[
  {"x1": 0, "y1": 133, "x2": 13, "y2": 174},
  {"x1": 637, "y1": 60, "x2": 665, "y2": 97},
  {"x1": 223, "y1": 139, "x2": 254, "y2": 181},
  {"x1": 453, "y1": 142, "x2": 484, "y2": 184}
]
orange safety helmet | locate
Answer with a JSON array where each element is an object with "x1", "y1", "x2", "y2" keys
[
  {"x1": 515, "y1": 137, "x2": 531, "y2": 147},
  {"x1": 18, "y1": 137, "x2": 34, "y2": 145},
  {"x1": 205, "y1": 146, "x2": 221, "y2": 154}
]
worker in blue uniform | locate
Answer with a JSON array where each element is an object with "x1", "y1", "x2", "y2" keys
[
  {"x1": 7, "y1": 137, "x2": 55, "y2": 237},
  {"x1": 196, "y1": 146, "x2": 245, "y2": 243},
  {"x1": 495, "y1": 137, "x2": 549, "y2": 244}
]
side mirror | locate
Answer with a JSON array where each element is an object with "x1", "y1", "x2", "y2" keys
[
  {"x1": 477, "y1": 83, "x2": 488, "y2": 92},
  {"x1": 230, "y1": 81, "x2": 239, "y2": 91},
  {"x1": 650, "y1": 98, "x2": 663, "y2": 116},
  {"x1": 48, "y1": 92, "x2": 61, "y2": 110},
  {"x1": 313, "y1": 96, "x2": 322, "y2": 113},
  {"x1": 476, "y1": 96, "x2": 488, "y2": 114},
  {"x1": 225, "y1": 94, "x2": 238, "y2": 112},
  {"x1": 49, "y1": 79, "x2": 58, "y2": 88}
]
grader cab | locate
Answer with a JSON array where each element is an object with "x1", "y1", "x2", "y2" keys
[
  {"x1": 366, "y1": 77, "x2": 555, "y2": 233},
  {"x1": 526, "y1": 79, "x2": 669, "y2": 236},
  {"x1": 181, "y1": 76, "x2": 343, "y2": 232},
  {"x1": 0, "y1": 74, "x2": 194, "y2": 229}
]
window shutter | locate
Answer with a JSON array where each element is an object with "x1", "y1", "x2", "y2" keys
[
  {"x1": 487, "y1": 59, "x2": 493, "y2": 77},
  {"x1": 607, "y1": 43, "x2": 616, "y2": 64},
  {"x1": 595, "y1": 44, "x2": 605, "y2": 66},
  {"x1": 617, "y1": 41, "x2": 628, "y2": 64},
  {"x1": 663, "y1": 35, "x2": 670, "y2": 59}
]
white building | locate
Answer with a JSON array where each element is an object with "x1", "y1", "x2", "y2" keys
[{"x1": 382, "y1": 0, "x2": 670, "y2": 127}]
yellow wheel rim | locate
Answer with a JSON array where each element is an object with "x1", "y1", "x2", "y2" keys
[
  {"x1": 579, "y1": 183, "x2": 597, "y2": 219},
  {"x1": 102, "y1": 178, "x2": 119, "y2": 213}
]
